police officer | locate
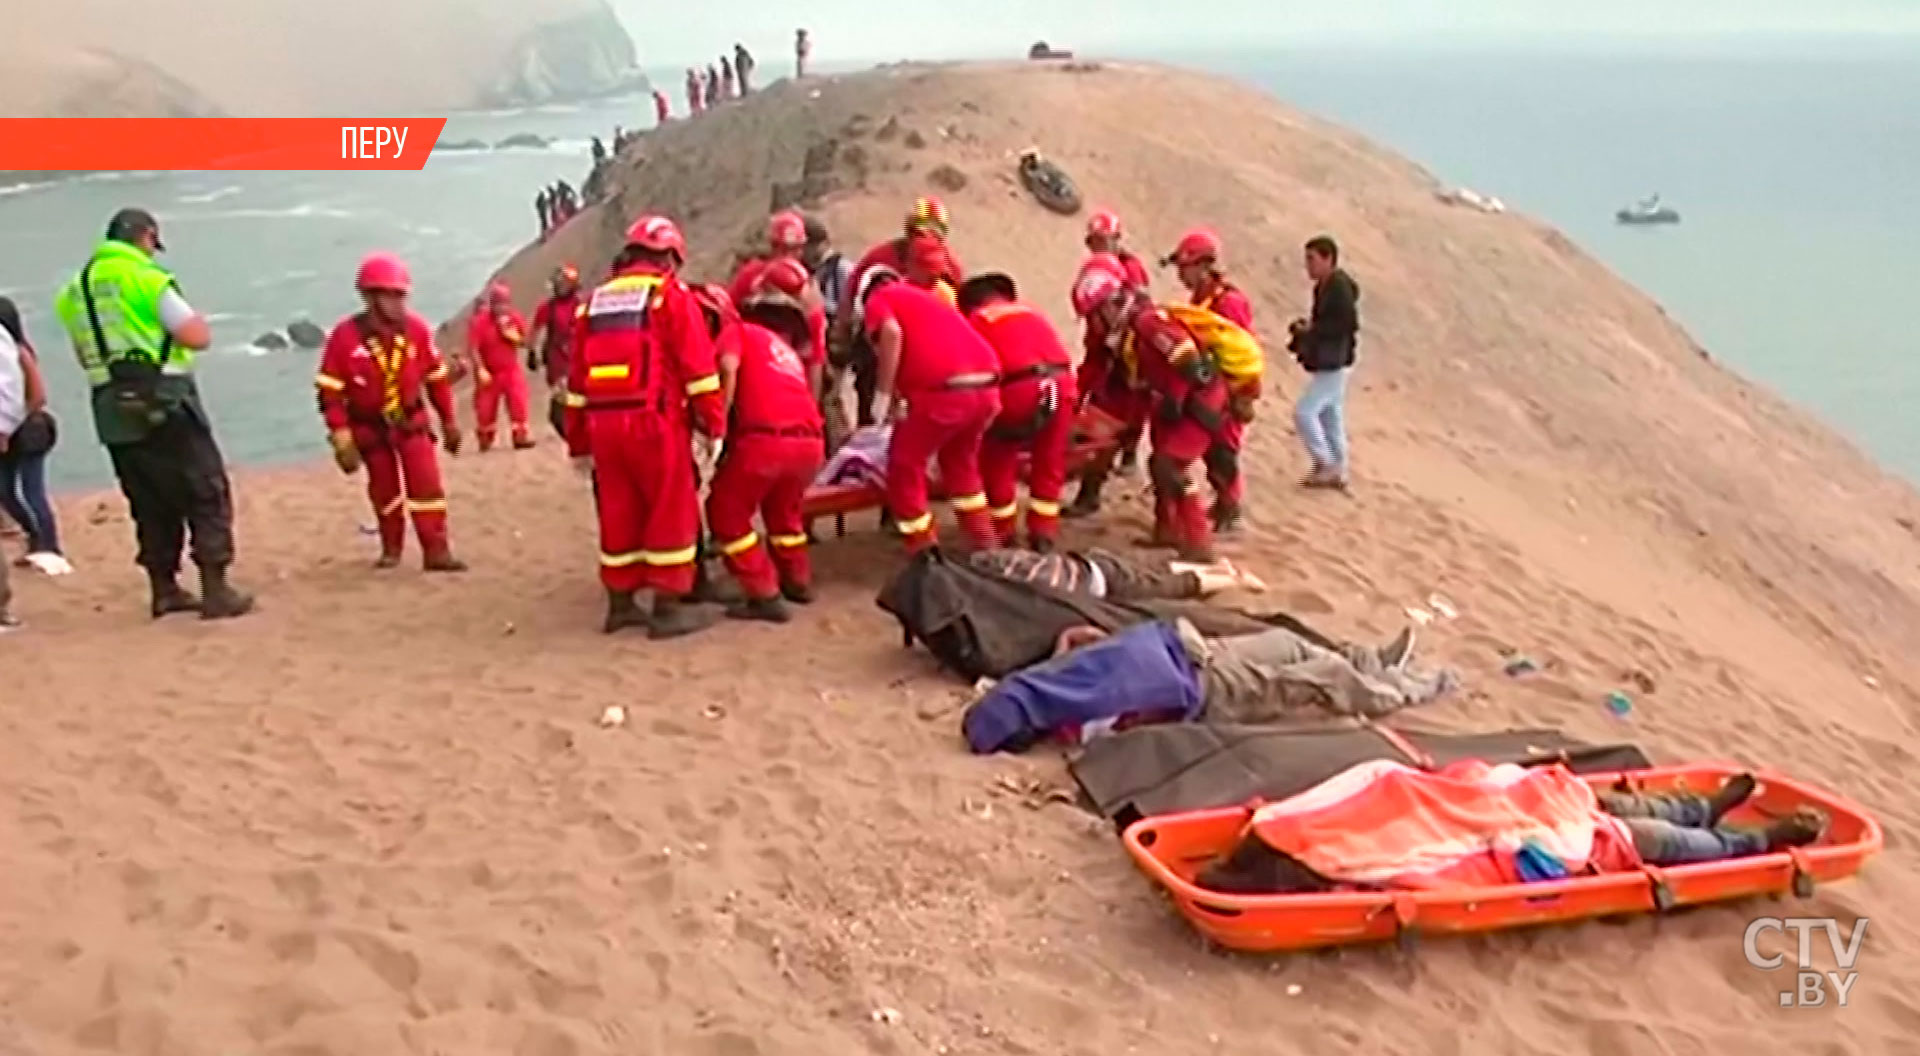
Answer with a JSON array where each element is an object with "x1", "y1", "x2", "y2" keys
[{"x1": 53, "y1": 207, "x2": 254, "y2": 620}]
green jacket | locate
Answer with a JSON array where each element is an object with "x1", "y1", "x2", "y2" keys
[{"x1": 53, "y1": 239, "x2": 206, "y2": 446}]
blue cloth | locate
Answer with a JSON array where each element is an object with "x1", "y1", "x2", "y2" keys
[
  {"x1": 1514, "y1": 839, "x2": 1570, "y2": 882},
  {"x1": 962, "y1": 621, "x2": 1203, "y2": 754}
]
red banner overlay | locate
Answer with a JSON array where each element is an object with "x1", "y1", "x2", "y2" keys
[{"x1": 0, "y1": 119, "x2": 449, "y2": 171}]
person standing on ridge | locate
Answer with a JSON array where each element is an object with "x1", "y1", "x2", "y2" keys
[
  {"x1": 699, "y1": 286, "x2": 824, "y2": 622},
  {"x1": 52, "y1": 207, "x2": 254, "y2": 619},
  {"x1": 1166, "y1": 227, "x2": 1257, "y2": 532},
  {"x1": 1288, "y1": 235, "x2": 1361, "y2": 488},
  {"x1": 958, "y1": 273, "x2": 1077, "y2": 551},
  {"x1": 704, "y1": 65, "x2": 721, "y2": 110},
  {"x1": 858, "y1": 268, "x2": 1001, "y2": 554},
  {"x1": 1071, "y1": 265, "x2": 1227, "y2": 562},
  {"x1": 795, "y1": 29, "x2": 812, "y2": 78},
  {"x1": 562, "y1": 215, "x2": 727, "y2": 638},
  {"x1": 720, "y1": 56, "x2": 736, "y2": 100},
  {"x1": 466, "y1": 283, "x2": 535, "y2": 451},
  {"x1": 686, "y1": 68, "x2": 704, "y2": 115},
  {"x1": 535, "y1": 189, "x2": 552, "y2": 237},
  {"x1": 1063, "y1": 252, "x2": 1147, "y2": 520},
  {"x1": 839, "y1": 197, "x2": 965, "y2": 426},
  {"x1": 653, "y1": 88, "x2": 672, "y2": 124},
  {"x1": 315, "y1": 253, "x2": 466, "y2": 572},
  {"x1": 735, "y1": 43, "x2": 756, "y2": 94},
  {"x1": 528, "y1": 265, "x2": 584, "y2": 438}
]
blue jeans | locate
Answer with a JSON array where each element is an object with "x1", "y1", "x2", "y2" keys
[
  {"x1": 0, "y1": 450, "x2": 61, "y2": 555},
  {"x1": 1600, "y1": 791, "x2": 1769, "y2": 865},
  {"x1": 1294, "y1": 368, "x2": 1351, "y2": 472}
]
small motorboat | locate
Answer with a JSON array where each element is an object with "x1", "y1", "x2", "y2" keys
[{"x1": 1617, "y1": 193, "x2": 1680, "y2": 225}]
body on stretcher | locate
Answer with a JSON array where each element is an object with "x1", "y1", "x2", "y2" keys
[{"x1": 803, "y1": 406, "x2": 1124, "y2": 537}]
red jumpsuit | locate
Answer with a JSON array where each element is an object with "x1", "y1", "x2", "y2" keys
[
  {"x1": 967, "y1": 299, "x2": 1077, "y2": 546},
  {"x1": 1127, "y1": 307, "x2": 1231, "y2": 559},
  {"x1": 530, "y1": 291, "x2": 582, "y2": 389},
  {"x1": 863, "y1": 283, "x2": 1001, "y2": 553},
  {"x1": 653, "y1": 90, "x2": 671, "y2": 123},
  {"x1": 1115, "y1": 250, "x2": 1152, "y2": 290},
  {"x1": 686, "y1": 72, "x2": 704, "y2": 115},
  {"x1": 468, "y1": 304, "x2": 532, "y2": 449},
  {"x1": 729, "y1": 256, "x2": 827, "y2": 366},
  {"x1": 315, "y1": 311, "x2": 458, "y2": 560},
  {"x1": 1191, "y1": 277, "x2": 1257, "y2": 511},
  {"x1": 563, "y1": 266, "x2": 726, "y2": 595},
  {"x1": 841, "y1": 238, "x2": 966, "y2": 322},
  {"x1": 706, "y1": 321, "x2": 825, "y2": 599}
]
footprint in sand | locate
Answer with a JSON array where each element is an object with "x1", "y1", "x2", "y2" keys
[{"x1": 334, "y1": 929, "x2": 421, "y2": 993}]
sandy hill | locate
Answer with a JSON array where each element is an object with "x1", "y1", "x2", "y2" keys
[
  {"x1": 2, "y1": 0, "x2": 637, "y2": 120},
  {"x1": 9, "y1": 60, "x2": 1920, "y2": 1055}
]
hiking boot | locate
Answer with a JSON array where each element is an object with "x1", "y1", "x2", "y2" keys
[
  {"x1": 1706, "y1": 773, "x2": 1758, "y2": 826},
  {"x1": 649, "y1": 596, "x2": 719, "y2": 640},
  {"x1": 477, "y1": 433, "x2": 496, "y2": 453},
  {"x1": 727, "y1": 596, "x2": 792, "y2": 624},
  {"x1": 422, "y1": 552, "x2": 469, "y2": 573},
  {"x1": 1211, "y1": 502, "x2": 1244, "y2": 536},
  {"x1": 781, "y1": 581, "x2": 816, "y2": 605},
  {"x1": 602, "y1": 589, "x2": 648, "y2": 634},
  {"x1": 1063, "y1": 477, "x2": 1105, "y2": 519},
  {"x1": 690, "y1": 562, "x2": 744, "y2": 605},
  {"x1": 374, "y1": 549, "x2": 403, "y2": 570},
  {"x1": 1378, "y1": 625, "x2": 1417, "y2": 670},
  {"x1": 512, "y1": 434, "x2": 536, "y2": 451},
  {"x1": 148, "y1": 572, "x2": 201, "y2": 619},
  {"x1": 198, "y1": 565, "x2": 256, "y2": 621},
  {"x1": 1764, "y1": 808, "x2": 1828, "y2": 851}
]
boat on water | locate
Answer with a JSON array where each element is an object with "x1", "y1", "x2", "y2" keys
[{"x1": 1617, "y1": 193, "x2": 1680, "y2": 225}]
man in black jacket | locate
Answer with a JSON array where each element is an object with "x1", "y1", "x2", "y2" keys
[{"x1": 1287, "y1": 235, "x2": 1360, "y2": 488}]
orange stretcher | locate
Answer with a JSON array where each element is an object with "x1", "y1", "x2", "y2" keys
[
  {"x1": 802, "y1": 406, "x2": 1125, "y2": 538},
  {"x1": 1123, "y1": 763, "x2": 1883, "y2": 954}
]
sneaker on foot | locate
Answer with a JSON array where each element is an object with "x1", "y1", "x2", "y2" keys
[{"x1": 1378, "y1": 625, "x2": 1417, "y2": 669}]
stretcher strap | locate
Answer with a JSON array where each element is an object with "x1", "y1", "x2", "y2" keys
[
  {"x1": 1371, "y1": 725, "x2": 1437, "y2": 771},
  {"x1": 1640, "y1": 865, "x2": 1676, "y2": 913}
]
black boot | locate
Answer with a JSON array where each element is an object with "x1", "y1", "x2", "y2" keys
[
  {"x1": 148, "y1": 570, "x2": 200, "y2": 619},
  {"x1": 781, "y1": 581, "x2": 816, "y2": 605},
  {"x1": 727, "y1": 596, "x2": 792, "y2": 624},
  {"x1": 1063, "y1": 473, "x2": 1106, "y2": 519},
  {"x1": 649, "y1": 594, "x2": 719, "y2": 640},
  {"x1": 602, "y1": 589, "x2": 648, "y2": 634},
  {"x1": 198, "y1": 565, "x2": 255, "y2": 621},
  {"x1": 1211, "y1": 501, "x2": 1244, "y2": 536}
]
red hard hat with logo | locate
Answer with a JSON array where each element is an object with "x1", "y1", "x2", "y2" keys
[
  {"x1": 355, "y1": 252, "x2": 411, "y2": 294},
  {"x1": 905, "y1": 195, "x2": 950, "y2": 238},
  {"x1": 625, "y1": 214, "x2": 687, "y2": 260},
  {"x1": 1071, "y1": 254, "x2": 1127, "y2": 318},
  {"x1": 487, "y1": 282, "x2": 512, "y2": 303},
  {"x1": 1166, "y1": 227, "x2": 1223, "y2": 267},
  {"x1": 1086, "y1": 208, "x2": 1123, "y2": 241},
  {"x1": 767, "y1": 211, "x2": 807, "y2": 251},
  {"x1": 759, "y1": 256, "x2": 811, "y2": 298}
]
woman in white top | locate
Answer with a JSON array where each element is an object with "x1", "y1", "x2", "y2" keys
[{"x1": 0, "y1": 295, "x2": 66, "y2": 573}]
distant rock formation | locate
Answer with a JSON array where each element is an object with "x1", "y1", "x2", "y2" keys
[
  {"x1": 285, "y1": 320, "x2": 325, "y2": 350},
  {"x1": 481, "y1": 6, "x2": 647, "y2": 109},
  {"x1": 494, "y1": 133, "x2": 554, "y2": 151}
]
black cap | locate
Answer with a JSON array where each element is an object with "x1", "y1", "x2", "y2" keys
[{"x1": 106, "y1": 207, "x2": 165, "y2": 251}]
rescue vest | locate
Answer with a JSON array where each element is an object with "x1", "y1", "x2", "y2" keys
[
  {"x1": 1161, "y1": 303, "x2": 1264, "y2": 388},
  {"x1": 575, "y1": 273, "x2": 668, "y2": 407}
]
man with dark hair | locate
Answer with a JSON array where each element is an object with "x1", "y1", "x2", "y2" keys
[
  {"x1": 53, "y1": 207, "x2": 254, "y2": 620},
  {"x1": 1288, "y1": 235, "x2": 1360, "y2": 488}
]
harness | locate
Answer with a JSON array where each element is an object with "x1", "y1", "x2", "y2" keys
[{"x1": 350, "y1": 315, "x2": 427, "y2": 433}]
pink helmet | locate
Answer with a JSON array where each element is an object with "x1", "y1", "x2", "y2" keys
[
  {"x1": 625, "y1": 214, "x2": 686, "y2": 260},
  {"x1": 759, "y1": 256, "x2": 811, "y2": 298},
  {"x1": 355, "y1": 252, "x2": 411, "y2": 294},
  {"x1": 1085, "y1": 208, "x2": 1123, "y2": 241},
  {"x1": 486, "y1": 282, "x2": 512, "y2": 304},
  {"x1": 767, "y1": 211, "x2": 807, "y2": 251},
  {"x1": 1071, "y1": 255, "x2": 1127, "y2": 318}
]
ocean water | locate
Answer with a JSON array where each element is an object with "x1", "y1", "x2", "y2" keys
[{"x1": 2, "y1": 39, "x2": 1916, "y2": 490}]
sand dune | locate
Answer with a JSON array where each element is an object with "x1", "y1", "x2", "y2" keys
[{"x1": 7, "y1": 60, "x2": 1920, "y2": 1054}]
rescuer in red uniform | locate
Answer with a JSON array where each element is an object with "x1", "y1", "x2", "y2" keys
[
  {"x1": 315, "y1": 253, "x2": 467, "y2": 571},
  {"x1": 1084, "y1": 208, "x2": 1152, "y2": 290},
  {"x1": 1072, "y1": 267, "x2": 1225, "y2": 562},
  {"x1": 728, "y1": 211, "x2": 809, "y2": 308},
  {"x1": 696, "y1": 286, "x2": 825, "y2": 622},
  {"x1": 467, "y1": 282, "x2": 535, "y2": 451},
  {"x1": 562, "y1": 215, "x2": 727, "y2": 637},
  {"x1": 1165, "y1": 227, "x2": 1258, "y2": 532},
  {"x1": 528, "y1": 264, "x2": 583, "y2": 438},
  {"x1": 859, "y1": 268, "x2": 1001, "y2": 553},
  {"x1": 1064, "y1": 252, "x2": 1148, "y2": 518},
  {"x1": 838, "y1": 197, "x2": 966, "y2": 426},
  {"x1": 956, "y1": 272, "x2": 1077, "y2": 551}
]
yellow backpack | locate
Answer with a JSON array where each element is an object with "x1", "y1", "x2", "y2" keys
[{"x1": 1162, "y1": 303, "x2": 1265, "y2": 387}]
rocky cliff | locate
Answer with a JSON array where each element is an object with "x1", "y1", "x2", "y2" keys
[{"x1": 2, "y1": 0, "x2": 641, "y2": 119}]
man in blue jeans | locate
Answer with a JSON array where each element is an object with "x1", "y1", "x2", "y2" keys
[
  {"x1": 1600, "y1": 773, "x2": 1826, "y2": 864},
  {"x1": 1288, "y1": 236, "x2": 1361, "y2": 489}
]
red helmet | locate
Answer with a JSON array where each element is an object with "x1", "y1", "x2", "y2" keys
[
  {"x1": 1085, "y1": 208, "x2": 1123, "y2": 241},
  {"x1": 759, "y1": 256, "x2": 811, "y2": 298},
  {"x1": 690, "y1": 282, "x2": 738, "y2": 338},
  {"x1": 1167, "y1": 227, "x2": 1223, "y2": 268},
  {"x1": 625, "y1": 214, "x2": 686, "y2": 260},
  {"x1": 905, "y1": 195, "x2": 950, "y2": 238},
  {"x1": 1071, "y1": 256, "x2": 1127, "y2": 318},
  {"x1": 767, "y1": 211, "x2": 807, "y2": 251},
  {"x1": 487, "y1": 282, "x2": 512, "y2": 303},
  {"x1": 355, "y1": 252, "x2": 410, "y2": 294},
  {"x1": 554, "y1": 264, "x2": 579, "y2": 284}
]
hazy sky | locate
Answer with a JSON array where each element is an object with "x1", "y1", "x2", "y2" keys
[{"x1": 616, "y1": 0, "x2": 1920, "y2": 66}]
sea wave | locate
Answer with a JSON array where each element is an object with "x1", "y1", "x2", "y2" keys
[
  {"x1": 178, "y1": 185, "x2": 243, "y2": 205},
  {"x1": 179, "y1": 203, "x2": 360, "y2": 222}
]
